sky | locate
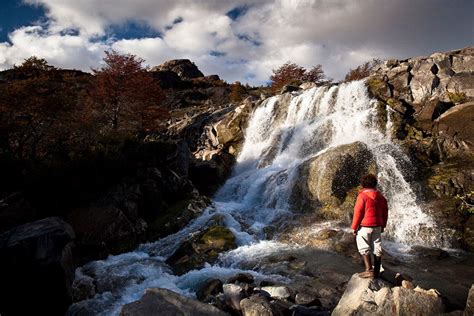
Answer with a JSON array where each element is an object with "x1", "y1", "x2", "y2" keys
[{"x1": 0, "y1": 0, "x2": 473, "y2": 85}]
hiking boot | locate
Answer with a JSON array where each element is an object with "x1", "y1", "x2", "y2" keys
[
  {"x1": 373, "y1": 256, "x2": 382, "y2": 278},
  {"x1": 358, "y1": 254, "x2": 374, "y2": 278}
]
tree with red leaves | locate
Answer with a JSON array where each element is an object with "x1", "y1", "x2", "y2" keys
[
  {"x1": 0, "y1": 57, "x2": 80, "y2": 160},
  {"x1": 91, "y1": 50, "x2": 166, "y2": 134},
  {"x1": 344, "y1": 58, "x2": 382, "y2": 82},
  {"x1": 270, "y1": 62, "x2": 306, "y2": 92},
  {"x1": 270, "y1": 62, "x2": 331, "y2": 92}
]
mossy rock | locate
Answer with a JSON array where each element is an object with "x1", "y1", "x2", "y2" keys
[
  {"x1": 366, "y1": 77, "x2": 391, "y2": 100},
  {"x1": 166, "y1": 225, "x2": 236, "y2": 275},
  {"x1": 146, "y1": 198, "x2": 209, "y2": 241},
  {"x1": 198, "y1": 226, "x2": 237, "y2": 249}
]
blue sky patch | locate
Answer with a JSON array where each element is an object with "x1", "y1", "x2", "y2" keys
[
  {"x1": 237, "y1": 33, "x2": 262, "y2": 46},
  {"x1": 226, "y1": 6, "x2": 248, "y2": 21},
  {"x1": 210, "y1": 50, "x2": 226, "y2": 57},
  {"x1": 0, "y1": 0, "x2": 46, "y2": 42},
  {"x1": 107, "y1": 21, "x2": 162, "y2": 40}
]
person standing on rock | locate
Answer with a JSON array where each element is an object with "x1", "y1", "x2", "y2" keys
[{"x1": 351, "y1": 174, "x2": 388, "y2": 278}]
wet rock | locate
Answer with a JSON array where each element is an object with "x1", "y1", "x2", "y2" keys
[
  {"x1": 410, "y1": 245, "x2": 450, "y2": 259},
  {"x1": 228, "y1": 273, "x2": 255, "y2": 284},
  {"x1": 300, "y1": 82, "x2": 317, "y2": 90},
  {"x1": 332, "y1": 273, "x2": 444, "y2": 315},
  {"x1": 260, "y1": 286, "x2": 292, "y2": 299},
  {"x1": 120, "y1": 288, "x2": 227, "y2": 316},
  {"x1": 295, "y1": 292, "x2": 322, "y2": 306},
  {"x1": 269, "y1": 299, "x2": 292, "y2": 315},
  {"x1": 280, "y1": 85, "x2": 301, "y2": 94},
  {"x1": 260, "y1": 280, "x2": 276, "y2": 287},
  {"x1": 223, "y1": 283, "x2": 246, "y2": 311},
  {"x1": 0, "y1": 217, "x2": 76, "y2": 315},
  {"x1": 166, "y1": 225, "x2": 237, "y2": 275},
  {"x1": 197, "y1": 279, "x2": 223, "y2": 302},
  {"x1": 290, "y1": 141, "x2": 375, "y2": 219},
  {"x1": 240, "y1": 295, "x2": 273, "y2": 316},
  {"x1": 71, "y1": 272, "x2": 96, "y2": 302}
]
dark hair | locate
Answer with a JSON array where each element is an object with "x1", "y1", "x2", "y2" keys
[{"x1": 360, "y1": 174, "x2": 377, "y2": 188}]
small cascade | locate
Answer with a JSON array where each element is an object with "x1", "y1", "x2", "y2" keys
[{"x1": 69, "y1": 80, "x2": 453, "y2": 315}]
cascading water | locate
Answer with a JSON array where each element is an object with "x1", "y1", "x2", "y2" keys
[{"x1": 69, "y1": 80, "x2": 453, "y2": 315}]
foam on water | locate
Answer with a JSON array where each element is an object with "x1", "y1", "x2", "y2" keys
[{"x1": 70, "y1": 80, "x2": 453, "y2": 314}]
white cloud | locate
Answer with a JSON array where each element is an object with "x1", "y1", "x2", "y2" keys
[{"x1": 1, "y1": 0, "x2": 473, "y2": 85}]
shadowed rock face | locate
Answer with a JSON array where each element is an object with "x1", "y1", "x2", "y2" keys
[
  {"x1": 0, "y1": 217, "x2": 76, "y2": 315},
  {"x1": 120, "y1": 288, "x2": 227, "y2": 316},
  {"x1": 152, "y1": 59, "x2": 204, "y2": 79}
]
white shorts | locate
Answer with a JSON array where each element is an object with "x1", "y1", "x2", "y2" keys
[{"x1": 356, "y1": 226, "x2": 382, "y2": 256}]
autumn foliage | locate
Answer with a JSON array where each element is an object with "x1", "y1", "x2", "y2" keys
[
  {"x1": 0, "y1": 57, "x2": 84, "y2": 161},
  {"x1": 270, "y1": 62, "x2": 332, "y2": 92},
  {"x1": 90, "y1": 51, "x2": 167, "y2": 133},
  {"x1": 343, "y1": 58, "x2": 382, "y2": 82},
  {"x1": 230, "y1": 81, "x2": 246, "y2": 102}
]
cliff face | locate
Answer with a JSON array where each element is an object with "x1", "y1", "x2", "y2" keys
[{"x1": 367, "y1": 46, "x2": 474, "y2": 251}]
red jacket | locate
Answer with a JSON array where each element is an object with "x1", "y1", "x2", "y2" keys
[{"x1": 351, "y1": 189, "x2": 388, "y2": 230}]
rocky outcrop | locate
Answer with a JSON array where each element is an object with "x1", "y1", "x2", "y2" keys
[
  {"x1": 435, "y1": 101, "x2": 474, "y2": 147},
  {"x1": 0, "y1": 217, "x2": 76, "y2": 315},
  {"x1": 68, "y1": 160, "x2": 211, "y2": 263},
  {"x1": 367, "y1": 46, "x2": 474, "y2": 251},
  {"x1": 120, "y1": 288, "x2": 227, "y2": 316},
  {"x1": 166, "y1": 225, "x2": 237, "y2": 275},
  {"x1": 332, "y1": 274, "x2": 444, "y2": 316},
  {"x1": 152, "y1": 59, "x2": 204, "y2": 79},
  {"x1": 290, "y1": 141, "x2": 375, "y2": 220}
]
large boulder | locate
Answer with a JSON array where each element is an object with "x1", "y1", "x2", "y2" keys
[
  {"x1": 152, "y1": 59, "x2": 204, "y2": 79},
  {"x1": 240, "y1": 295, "x2": 273, "y2": 316},
  {"x1": 68, "y1": 204, "x2": 147, "y2": 263},
  {"x1": 0, "y1": 217, "x2": 76, "y2": 315},
  {"x1": 120, "y1": 288, "x2": 227, "y2": 316},
  {"x1": 290, "y1": 141, "x2": 375, "y2": 219},
  {"x1": 166, "y1": 225, "x2": 237, "y2": 275},
  {"x1": 332, "y1": 274, "x2": 444, "y2": 316},
  {"x1": 452, "y1": 48, "x2": 474, "y2": 73},
  {"x1": 447, "y1": 73, "x2": 474, "y2": 100},
  {"x1": 435, "y1": 102, "x2": 474, "y2": 149}
]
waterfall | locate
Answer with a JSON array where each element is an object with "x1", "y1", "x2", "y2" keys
[{"x1": 69, "y1": 80, "x2": 452, "y2": 315}]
